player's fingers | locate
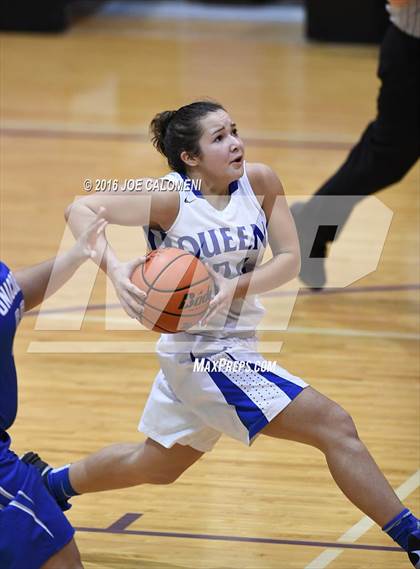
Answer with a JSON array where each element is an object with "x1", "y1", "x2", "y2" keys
[
  {"x1": 128, "y1": 256, "x2": 147, "y2": 272},
  {"x1": 201, "y1": 296, "x2": 222, "y2": 325},
  {"x1": 86, "y1": 211, "x2": 106, "y2": 233},
  {"x1": 127, "y1": 282, "x2": 146, "y2": 301},
  {"x1": 123, "y1": 277, "x2": 146, "y2": 301},
  {"x1": 120, "y1": 300, "x2": 138, "y2": 319},
  {"x1": 121, "y1": 293, "x2": 143, "y2": 318},
  {"x1": 124, "y1": 291, "x2": 144, "y2": 314},
  {"x1": 205, "y1": 264, "x2": 221, "y2": 284},
  {"x1": 96, "y1": 219, "x2": 108, "y2": 235},
  {"x1": 86, "y1": 220, "x2": 107, "y2": 245}
]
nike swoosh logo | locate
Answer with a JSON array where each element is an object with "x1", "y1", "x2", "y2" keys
[{"x1": 184, "y1": 196, "x2": 196, "y2": 204}]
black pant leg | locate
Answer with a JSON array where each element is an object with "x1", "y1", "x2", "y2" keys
[
  {"x1": 306, "y1": 24, "x2": 419, "y2": 245},
  {"x1": 316, "y1": 24, "x2": 419, "y2": 200}
]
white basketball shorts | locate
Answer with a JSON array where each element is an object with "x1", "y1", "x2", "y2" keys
[{"x1": 139, "y1": 334, "x2": 308, "y2": 452}]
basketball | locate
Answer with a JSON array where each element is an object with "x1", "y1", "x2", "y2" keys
[{"x1": 131, "y1": 247, "x2": 212, "y2": 333}]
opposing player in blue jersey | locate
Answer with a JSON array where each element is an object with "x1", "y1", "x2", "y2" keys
[
  {"x1": 0, "y1": 211, "x2": 107, "y2": 569},
  {"x1": 25, "y1": 101, "x2": 420, "y2": 567}
]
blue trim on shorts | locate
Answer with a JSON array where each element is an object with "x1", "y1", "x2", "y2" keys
[
  {"x1": 206, "y1": 362, "x2": 269, "y2": 439},
  {"x1": 226, "y1": 353, "x2": 304, "y2": 401},
  {"x1": 257, "y1": 368, "x2": 303, "y2": 400}
]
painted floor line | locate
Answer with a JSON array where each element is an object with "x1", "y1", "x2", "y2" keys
[
  {"x1": 26, "y1": 283, "x2": 420, "y2": 318},
  {"x1": 28, "y1": 312, "x2": 419, "y2": 341},
  {"x1": 304, "y1": 470, "x2": 420, "y2": 568},
  {"x1": 27, "y1": 340, "x2": 283, "y2": 354},
  {"x1": 1, "y1": 126, "x2": 354, "y2": 151},
  {"x1": 74, "y1": 524, "x2": 402, "y2": 553}
]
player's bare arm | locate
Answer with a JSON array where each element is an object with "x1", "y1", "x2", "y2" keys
[
  {"x1": 204, "y1": 163, "x2": 300, "y2": 324},
  {"x1": 243, "y1": 162, "x2": 300, "y2": 292},
  {"x1": 65, "y1": 182, "x2": 179, "y2": 319},
  {"x1": 14, "y1": 212, "x2": 107, "y2": 311}
]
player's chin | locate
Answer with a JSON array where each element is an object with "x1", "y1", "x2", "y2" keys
[{"x1": 229, "y1": 159, "x2": 244, "y2": 177}]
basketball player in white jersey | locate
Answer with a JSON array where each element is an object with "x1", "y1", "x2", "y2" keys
[{"x1": 24, "y1": 102, "x2": 419, "y2": 566}]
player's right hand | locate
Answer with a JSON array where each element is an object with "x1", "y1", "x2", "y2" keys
[{"x1": 109, "y1": 258, "x2": 147, "y2": 319}]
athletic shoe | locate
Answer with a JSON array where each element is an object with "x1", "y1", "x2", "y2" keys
[{"x1": 408, "y1": 529, "x2": 420, "y2": 568}]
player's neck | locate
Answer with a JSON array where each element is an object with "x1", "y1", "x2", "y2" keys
[{"x1": 185, "y1": 169, "x2": 230, "y2": 197}]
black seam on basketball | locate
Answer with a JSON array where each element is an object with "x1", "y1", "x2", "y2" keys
[
  {"x1": 139, "y1": 312, "x2": 174, "y2": 333},
  {"x1": 147, "y1": 251, "x2": 194, "y2": 289},
  {"x1": 143, "y1": 299, "x2": 209, "y2": 318},
  {"x1": 148, "y1": 275, "x2": 211, "y2": 293}
]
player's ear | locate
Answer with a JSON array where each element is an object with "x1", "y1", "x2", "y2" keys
[{"x1": 180, "y1": 151, "x2": 199, "y2": 167}]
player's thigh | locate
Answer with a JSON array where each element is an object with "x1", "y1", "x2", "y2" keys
[
  {"x1": 140, "y1": 438, "x2": 204, "y2": 483},
  {"x1": 260, "y1": 386, "x2": 355, "y2": 449},
  {"x1": 41, "y1": 538, "x2": 83, "y2": 569}
]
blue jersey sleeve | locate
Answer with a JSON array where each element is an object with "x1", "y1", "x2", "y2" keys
[{"x1": 0, "y1": 262, "x2": 24, "y2": 431}]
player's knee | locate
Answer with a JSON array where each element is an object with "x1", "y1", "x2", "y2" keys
[
  {"x1": 323, "y1": 404, "x2": 359, "y2": 448},
  {"x1": 338, "y1": 410, "x2": 358, "y2": 442}
]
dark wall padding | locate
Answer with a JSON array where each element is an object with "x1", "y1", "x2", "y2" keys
[{"x1": 306, "y1": 0, "x2": 389, "y2": 44}]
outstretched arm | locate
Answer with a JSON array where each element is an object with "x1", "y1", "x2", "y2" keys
[
  {"x1": 64, "y1": 184, "x2": 179, "y2": 318},
  {"x1": 14, "y1": 212, "x2": 107, "y2": 311}
]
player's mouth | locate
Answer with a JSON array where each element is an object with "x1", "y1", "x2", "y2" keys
[{"x1": 230, "y1": 155, "x2": 243, "y2": 165}]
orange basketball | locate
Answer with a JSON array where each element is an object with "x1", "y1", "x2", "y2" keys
[{"x1": 131, "y1": 247, "x2": 212, "y2": 333}]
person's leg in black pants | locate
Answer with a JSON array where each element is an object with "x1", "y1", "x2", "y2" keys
[{"x1": 292, "y1": 24, "x2": 420, "y2": 288}]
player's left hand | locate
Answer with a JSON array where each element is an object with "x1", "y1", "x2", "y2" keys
[{"x1": 201, "y1": 265, "x2": 239, "y2": 326}]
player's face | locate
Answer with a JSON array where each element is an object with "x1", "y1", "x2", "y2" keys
[{"x1": 195, "y1": 110, "x2": 245, "y2": 182}]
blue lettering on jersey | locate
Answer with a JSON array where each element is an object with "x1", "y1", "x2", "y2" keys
[
  {"x1": 0, "y1": 262, "x2": 24, "y2": 432},
  {"x1": 0, "y1": 271, "x2": 21, "y2": 315},
  {"x1": 147, "y1": 221, "x2": 267, "y2": 259},
  {"x1": 197, "y1": 229, "x2": 222, "y2": 257}
]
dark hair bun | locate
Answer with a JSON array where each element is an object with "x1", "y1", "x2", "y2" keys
[
  {"x1": 150, "y1": 110, "x2": 177, "y2": 157},
  {"x1": 149, "y1": 101, "x2": 224, "y2": 174}
]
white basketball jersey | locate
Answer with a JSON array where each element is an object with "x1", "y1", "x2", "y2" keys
[{"x1": 144, "y1": 163, "x2": 267, "y2": 340}]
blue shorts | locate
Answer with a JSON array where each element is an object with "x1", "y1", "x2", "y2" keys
[{"x1": 0, "y1": 432, "x2": 75, "y2": 569}]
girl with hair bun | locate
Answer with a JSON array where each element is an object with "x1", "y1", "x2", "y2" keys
[{"x1": 25, "y1": 101, "x2": 420, "y2": 567}]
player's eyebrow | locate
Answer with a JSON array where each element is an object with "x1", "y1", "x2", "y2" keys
[{"x1": 210, "y1": 123, "x2": 236, "y2": 135}]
